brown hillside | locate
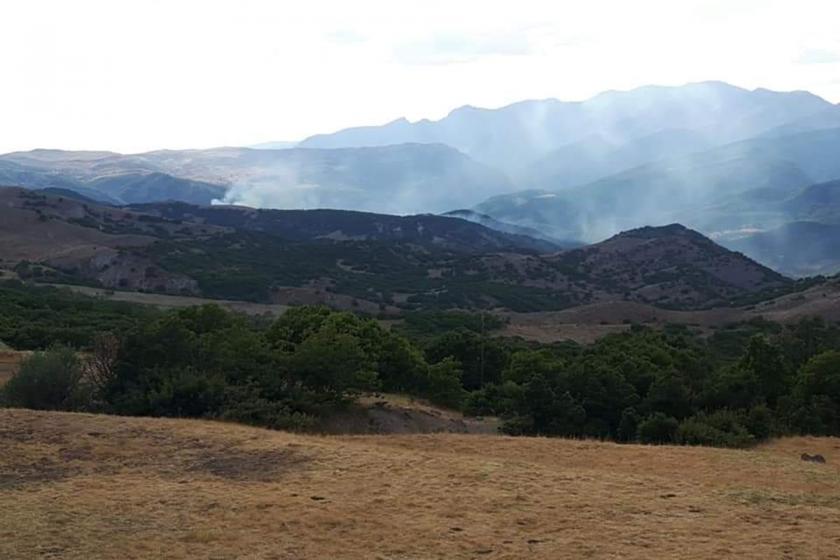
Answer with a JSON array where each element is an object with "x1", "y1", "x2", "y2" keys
[
  {"x1": 1, "y1": 409, "x2": 839, "y2": 559},
  {"x1": 0, "y1": 187, "x2": 225, "y2": 292}
]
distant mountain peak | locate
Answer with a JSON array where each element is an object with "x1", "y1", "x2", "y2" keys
[{"x1": 615, "y1": 223, "x2": 695, "y2": 238}]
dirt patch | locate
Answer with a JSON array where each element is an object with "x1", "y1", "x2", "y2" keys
[
  {"x1": 0, "y1": 410, "x2": 311, "y2": 489},
  {"x1": 187, "y1": 448, "x2": 304, "y2": 481},
  {"x1": 316, "y1": 394, "x2": 499, "y2": 435}
]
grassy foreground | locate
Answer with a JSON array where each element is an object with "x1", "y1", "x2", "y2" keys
[{"x1": 1, "y1": 409, "x2": 839, "y2": 559}]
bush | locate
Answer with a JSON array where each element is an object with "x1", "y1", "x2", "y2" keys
[
  {"x1": 637, "y1": 412, "x2": 679, "y2": 444},
  {"x1": 677, "y1": 410, "x2": 754, "y2": 448},
  {"x1": 219, "y1": 383, "x2": 315, "y2": 431},
  {"x1": 1, "y1": 346, "x2": 90, "y2": 410}
]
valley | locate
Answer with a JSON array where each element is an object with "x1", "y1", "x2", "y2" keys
[{"x1": 7, "y1": 3, "x2": 840, "y2": 558}]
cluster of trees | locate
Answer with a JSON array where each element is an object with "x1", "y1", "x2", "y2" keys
[
  {"x1": 3, "y1": 279, "x2": 840, "y2": 448},
  {"x1": 0, "y1": 281, "x2": 156, "y2": 349},
  {"x1": 1, "y1": 304, "x2": 467, "y2": 428},
  {"x1": 460, "y1": 320, "x2": 840, "y2": 446}
]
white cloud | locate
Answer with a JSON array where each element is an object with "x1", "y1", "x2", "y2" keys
[
  {"x1": 2, "y1": 0, "x2": 840, "y2": 154},
  {"x1": 796, "y1": 48, "x2": 840, "y2": 65},
  {"x1": 393, "y1": 30, "x2": 532, "y2": 65}
]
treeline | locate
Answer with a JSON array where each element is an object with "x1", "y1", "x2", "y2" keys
[
  {"x1": 461, "y1": 320, "x2": 840, "y2": 446},
  {"x1": 1, "y1": 302, "x2": 470, "y2": 429},
  {"x1": 2, "y1": 280, "x2": 840, "y2": 446}
]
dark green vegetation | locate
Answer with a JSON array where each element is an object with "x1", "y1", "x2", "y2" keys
[
  {"x1": 129, "y1": 200, "x2": 557, "y2": 253},
  {"x1": 3, "y1": 282, "x2": 840, "y2": 447},
  {"x1": 140, "y1": 221, "x2": 788, "y2": 311},
  {"x1": 0, "y1": 281, "x2": 157, "y2": 349},
  {"x1": 1, "y1": 187, "x2": 790, "y2": 312}
]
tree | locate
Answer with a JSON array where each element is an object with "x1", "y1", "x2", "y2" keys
[
  {"x1": 617, "y1": 407, "x2": 640, "y2": 442},
  {"x1": 644, "y1": 373, "x2": 692, "y2": 419},
  {"x1": 425, "y1": 329, "x2": 507, "y2": 390},
  {"x1": 791, "y1": 350, "x2": 840, "y2": 434},
  {"x1": 426, "y1": 358, "x2": 466, "y2": 409},
  {"x1": 377, "y1": 332, "x2": 429, "y2": 393},
  {"x1": 739, "y1": 335, "x2": 789, "y2": 405},
  {"x1": 637, "y1": 413, "x2": 679, "y2": 444},
  {"x1": 2, "y1": 346, "x2": 87, "y2": 410},
  {"x1": 266, "y1": 306, "x2": 332, "y2": 349},
  {"x1": 503, "y1": 349, "x2": 562, "y2": 385},
  {"x1": 85, "y1": 333, "x2": 120, "y2": 396},
  {"x1": 288, "y1": 330, "x2": 377, "y2": 403}
]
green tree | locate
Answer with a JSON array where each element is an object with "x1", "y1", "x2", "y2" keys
[
  {"x1": 2, "y1": 346, "x2": 87, "y2": 410},
  {"x1": 637, "y1": 412, "x2": 679, "y2": 444},
  {"x1": 739, "y1": 335, "x2": 789, "y2": 405},
  {"x1": 426, "y1": 358, "x2": 466, "y2": 409},
  {"x1": 791, "y1": 350, "x2": 840, "y2": 434},
  {"x1": 288, "y1": 330, "x2": 377, "y2": 403}
]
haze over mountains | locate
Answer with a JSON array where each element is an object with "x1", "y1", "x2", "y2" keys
[{"x1": 2, "y1": 81, "x2": 840, "y2": 276}]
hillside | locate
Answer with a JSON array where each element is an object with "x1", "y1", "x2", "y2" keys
[
  {"x1": 724, "y1": 222, "x2": 840, "y2": 277},
  {"x1": 440, "y1": 209, "x2": 581, "y2": 247},
  {"x1": 0, "y1": 187, "x2": 225, "y2": 293},
  {"x1": 2, "y1": 409, "x2": 839, "y2": 559},
  {"x1": 0, "y1": 143, "x2": 515, "y2": 214},
  {"x1": 126, "y1": 201, "x2": 558, "y2": 253},
  {"x1": 539, "y1": 224, "x2": 789, "y2": 308},
  {"x1": 0, "y1": 188, "x2": 791, "y2": 311},
  {"x1": 476, "y1": 138, "x2": 825, "y2": 242},
  {"x1": 0, "y1": 153, "x2": 226, "y2": 205}
]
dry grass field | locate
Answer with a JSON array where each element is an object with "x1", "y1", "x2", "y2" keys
[
  {"x1": 503, "y1": 278, "x2": 840, "y2": 343},
  {"x1": 2, "y1": 409, "x2": 839, "y2": 559}
]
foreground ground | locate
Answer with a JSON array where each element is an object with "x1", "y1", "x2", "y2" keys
[{"x1": 2, "y1": 410, "x2": 839, "y2": 559}]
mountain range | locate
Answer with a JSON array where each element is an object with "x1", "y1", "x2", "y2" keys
[{"x1": 2, "y1": 81, "x2": 840, "y2": 277}]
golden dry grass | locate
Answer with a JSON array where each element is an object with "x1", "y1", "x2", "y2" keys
[
  {"x1": 502, "y1": 280, "x2": 840, "y2": 344},
  {"x1": 2, "y1": 410, "x2": 840, "y2": 559}
]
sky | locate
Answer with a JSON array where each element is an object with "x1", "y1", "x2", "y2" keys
[{"x1": 2, "y1": 0, "x2": 840, "y2": 154}]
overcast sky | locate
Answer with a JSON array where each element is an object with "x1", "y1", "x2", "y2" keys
[{"x1": 2, "y1": 0, "x2": 839, "y2": 153}]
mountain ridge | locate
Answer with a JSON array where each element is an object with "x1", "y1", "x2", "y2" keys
[{"x1": 0, "y1": 186, "x2": 791, "y2": 312}]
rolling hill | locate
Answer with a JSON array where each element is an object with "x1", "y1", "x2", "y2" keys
[
  {"x1": 126, "y1": 201, "x2": 558, "y2": 253},
  {"x1": 0, "y1": 187, "x2": 791, "y2": 312},
  {"x1": 0, "y1": 143, "x2": 515, "y2": 214},
  {"x1": 2, "y1": 408, "x2": 839, "y2": 560}
]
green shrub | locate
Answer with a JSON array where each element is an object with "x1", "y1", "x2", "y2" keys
[
  {"x1": 677, "y1": 410, "x2": 754, "y2": 448},
  {"x1": 1, "y1": 346, "x2": 89, "y2": 410},
  {"x1": 637, "y1": 412, "x2": 679, "y2": 444},
  {"x1": 219, "y1": 383, "x2": 315, "y2": 431}
]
